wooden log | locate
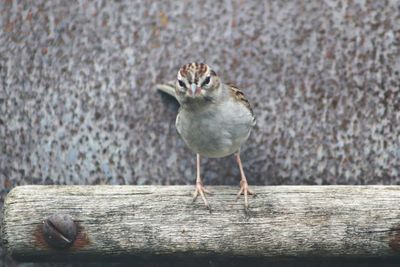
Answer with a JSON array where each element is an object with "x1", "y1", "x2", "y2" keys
[{"x1": 3, "y1": 185, "x2": 400, "y2": 261}]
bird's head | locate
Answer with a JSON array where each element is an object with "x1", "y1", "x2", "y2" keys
[{"x1": 175, "y1": 62, "x2": 221, "y2": 104}]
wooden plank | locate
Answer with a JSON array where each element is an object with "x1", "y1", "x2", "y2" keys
[{"x1": 3, "y1": 185, "x2": 400, "y2": 261}]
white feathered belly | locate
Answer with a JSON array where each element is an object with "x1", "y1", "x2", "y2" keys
[{"x1": 176, "y1": 102, "x2": 253, "y2": 158}]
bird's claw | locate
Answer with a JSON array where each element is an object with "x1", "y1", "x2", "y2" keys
[
  {"x1": 193, "y1": 181, "x2": 211, "y2": 210},
  {"x1": 236, "y1": 180, "x2": 254, "y2": 208}
]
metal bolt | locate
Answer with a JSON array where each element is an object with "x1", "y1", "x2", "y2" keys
[{"x1": 42, "y1": 213, "x2": 77, "y2": 249}]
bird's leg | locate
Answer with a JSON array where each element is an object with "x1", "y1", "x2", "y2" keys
[
  {"x1": 192, "y1": 154, "x2": 211, "y2": 209},
  {"x1": 235, "y1": 153, "x2": 254, "y2": 208}
]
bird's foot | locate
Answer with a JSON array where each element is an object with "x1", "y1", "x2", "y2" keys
[
  {"x1": 193, "y1": 181, "x2": 211, "y2": 210},
  {"x1": 236, "y1": 180, "x2": 255, "y2": 208}
]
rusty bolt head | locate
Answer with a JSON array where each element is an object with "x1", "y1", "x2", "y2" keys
[{"x1": 42, "y1": 213, "x2": 77, "y2": 249}]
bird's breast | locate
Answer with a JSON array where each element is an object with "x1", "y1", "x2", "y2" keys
[{"x1": 176, "y1": 102, "x2": 253, "y2": 158}]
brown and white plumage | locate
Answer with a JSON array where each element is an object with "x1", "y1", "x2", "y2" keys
[{"x1": 157, "y1": 62, "x2": 255, "y2": 209}]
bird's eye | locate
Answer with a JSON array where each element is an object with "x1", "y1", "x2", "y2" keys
[
  {"x1": 202, "y1": 76, "x2": 211, "y2": 87},
  {"x1": 178, "y1": 80, "x2": 186, "y2": 88}
]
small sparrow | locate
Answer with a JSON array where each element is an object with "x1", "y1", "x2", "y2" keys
[{"x1": 157, "y1": 63, "x2": 255, "y2": 209}]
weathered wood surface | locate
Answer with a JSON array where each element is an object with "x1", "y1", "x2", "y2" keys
[{"x1": 3, "y1": 185, "x2": 400, "y2": 261}]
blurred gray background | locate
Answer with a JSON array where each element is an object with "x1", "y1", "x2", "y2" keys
[{"x1": 1, "y1": 0, "x2": 400, "y2": 266}]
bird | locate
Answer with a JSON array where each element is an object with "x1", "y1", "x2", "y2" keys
[{"x1": 157, "y1": 62, "x2": 256, "y2": 209}]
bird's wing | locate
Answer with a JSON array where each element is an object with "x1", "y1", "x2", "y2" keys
[
  {"x1": 156, "y1": 80, "x2": 176, "y2": 99},
  {"x1": 227, "y1": 84, "x2": 256, "y2": 126}
]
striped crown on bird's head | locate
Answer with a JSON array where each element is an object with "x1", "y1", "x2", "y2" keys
[{"x1": 175, "y1": 63, "x2": 220, "y2": 99}]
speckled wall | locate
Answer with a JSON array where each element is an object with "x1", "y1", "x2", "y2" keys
[{"x1": 1, "y1": 0, "x2": 400, "y2": 266}]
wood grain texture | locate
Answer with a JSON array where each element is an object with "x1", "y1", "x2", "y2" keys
[{"x1": 3, "y1": 185, "x2": 400, "y2": 261}]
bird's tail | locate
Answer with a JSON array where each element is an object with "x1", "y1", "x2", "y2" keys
[{"x1": 156, "y1": 80, "x2": 176, "y2": 99}]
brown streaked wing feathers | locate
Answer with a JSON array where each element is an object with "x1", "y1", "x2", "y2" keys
[{"x1": 228, "y1": 84, "x2": 256, "y2": 123}]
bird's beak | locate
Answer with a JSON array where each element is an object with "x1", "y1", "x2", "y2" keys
[
  {"x1": 190, "y1": 83, "x2": 201, "y2": 96},
  {"x1": 190, "y1": 83, "x2": 197, "y2": 96}
]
